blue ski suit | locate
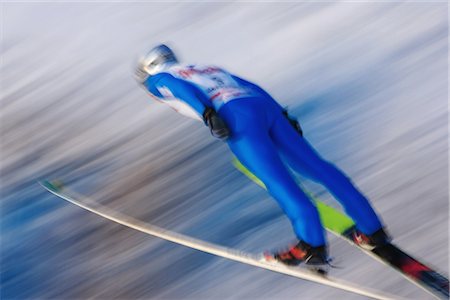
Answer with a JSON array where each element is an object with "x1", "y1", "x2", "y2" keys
[{"x1": 142, "y1": 64, "x2": 382, "y2": 247}]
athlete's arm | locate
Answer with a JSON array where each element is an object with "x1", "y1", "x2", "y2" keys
[
  {"x1": 145, "y1": 73, "x2": 211, "y2": 116},
  {"x1": 144, "y1": 73, "x2": 230, "y2": 140}
]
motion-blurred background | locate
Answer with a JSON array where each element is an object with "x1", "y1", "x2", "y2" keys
[{"x1": 1, "y1": 2, "x2": 448, "y2": 299}]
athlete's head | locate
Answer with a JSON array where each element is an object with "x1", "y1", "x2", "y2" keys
[{"x1": 135, "y1": 44, "x2": 178, "y2": 83}]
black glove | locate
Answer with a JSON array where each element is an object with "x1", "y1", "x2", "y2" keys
[
  {"x1": 282, "y1": 109, "x2": 303, "y2": 137},
  {"x1": 203, "y1": 107, "x2": 230, "y2": 140}
]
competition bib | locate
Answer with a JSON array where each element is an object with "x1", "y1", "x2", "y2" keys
[{"x1": 168, "y1": 64, "x2": 257, "y2": 110}]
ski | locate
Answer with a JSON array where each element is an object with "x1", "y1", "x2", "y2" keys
[
  {"x1": 342, "y1": 226, "x2": 449, "y2": 300},
  {"x1": 39, "y1": 180, "x2": 398, "y2": 300},
  {"x1": 233, "y1": 158, "x2": 449, "y2": 300}
]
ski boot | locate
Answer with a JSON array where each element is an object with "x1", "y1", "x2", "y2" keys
[
  {"x1": 352, "y1": 228, "x2": 391, "y2": 250},
  {"x1": 266, "y1": 240, "x2": 329, "y2": 274}
]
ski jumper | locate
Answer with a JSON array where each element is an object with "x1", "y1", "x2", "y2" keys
[{"x1": 143, "y1": 64, "x2": 382, "y2": 247}]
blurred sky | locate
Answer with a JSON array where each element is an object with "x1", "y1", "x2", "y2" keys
[{"x1": 1, "y1": 2, "x2": 448, "y2": 299}]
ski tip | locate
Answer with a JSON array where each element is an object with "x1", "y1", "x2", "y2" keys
[{"x1": 39, "y1": 179, "x2": 65, "y2": 192}]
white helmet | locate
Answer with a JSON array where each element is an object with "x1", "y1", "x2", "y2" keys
[{"x1": 135, "y1": 44, "x2": 178, "y2": 83}]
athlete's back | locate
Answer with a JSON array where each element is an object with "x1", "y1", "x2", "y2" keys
[{"x1": 142, "y1": 63, "x2": 272, "y2": 120}]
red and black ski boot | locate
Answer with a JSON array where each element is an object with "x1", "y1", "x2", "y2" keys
[
  {"x1": 353, "y1": 228, "x2": 391, "y2": 250},
  {"x1": 265, "y1": 241, "x2": 329, "y2": 274}
]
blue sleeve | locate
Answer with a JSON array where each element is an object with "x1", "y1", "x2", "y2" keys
[{"x1": 144, "y1": 73, "x2": 211, "y2": 116}]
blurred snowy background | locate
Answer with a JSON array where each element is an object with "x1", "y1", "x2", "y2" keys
[{"x1": 1, "y1": 2, "x2": 448, "y2": 299}]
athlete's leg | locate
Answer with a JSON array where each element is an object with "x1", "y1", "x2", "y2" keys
[
  {"x1": 269, "y1": 109, "x2": 383, "y2": 235},
  {"x1": 220, "y1": 99, "x2": 326, "y2": 247}
]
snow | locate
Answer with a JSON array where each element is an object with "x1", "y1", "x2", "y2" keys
[{"x1": 1, "y1": 2, "x2": 447, "y2": 299}]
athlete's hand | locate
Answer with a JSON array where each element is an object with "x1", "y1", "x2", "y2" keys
[
  {"x1": 282, "y1": 109, "x2": 303, "y2": 137},
  {"x1": 203, "y1": 107, "x2": 230, "y2": 141}
]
